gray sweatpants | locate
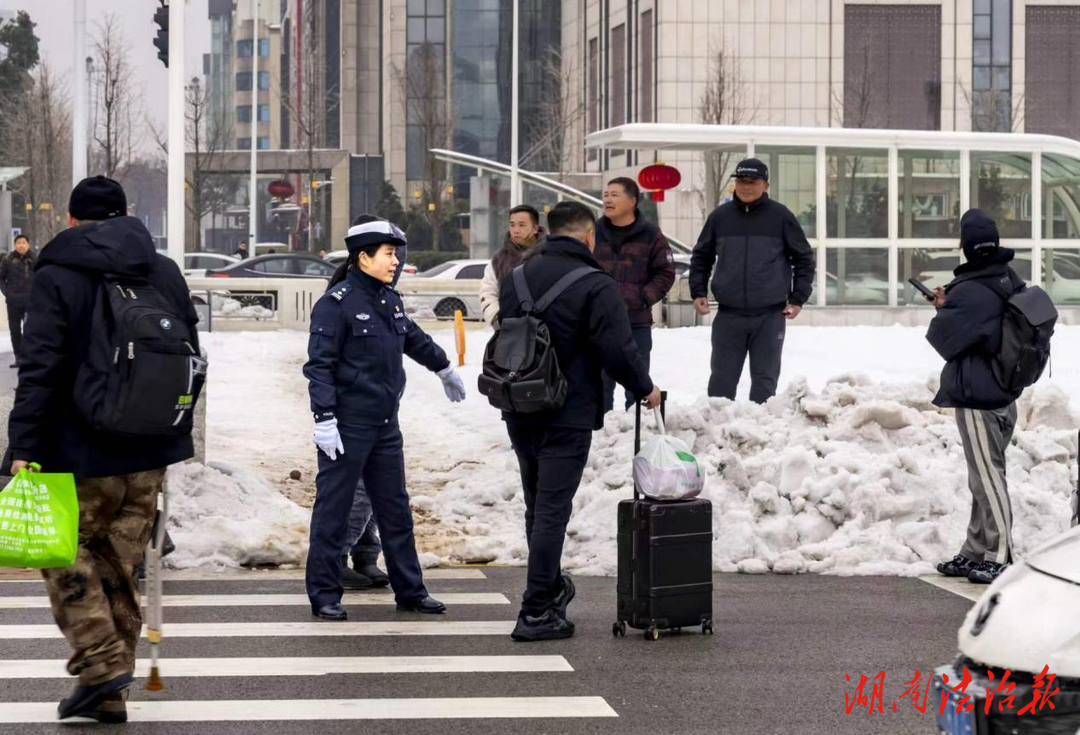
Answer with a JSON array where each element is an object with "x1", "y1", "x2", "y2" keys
[
  {"x1": 708, "y1": 310, "x2": 786, "y2": 403},
  {"x1": 955, "y1": 405, "x2": 1017, "y2": 565}
]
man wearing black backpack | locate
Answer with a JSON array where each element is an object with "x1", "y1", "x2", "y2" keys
[
  {"x1": 4, "y1": 176, "x2": 201, "y2": 722},
  {"x1": 495, "y1": 201, "x2": 661, "y2": 642},
  {"x1": 927, "y1": 209, "x2": 1031, "y2": 585}
]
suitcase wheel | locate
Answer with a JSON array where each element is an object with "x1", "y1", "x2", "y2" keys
[
  {"x1": 702, "y1": 619, "x2": 714, "y2": 636},
  {"x1": 644, "y1": 626, "x2": 660, "y2": 642},
  {"x1": 612, "y1": 621, "x2": 627, "y2": 638}
]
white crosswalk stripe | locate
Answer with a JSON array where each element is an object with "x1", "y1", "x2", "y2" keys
[
  {"x1": 0, "y1": 592, "x2": 510, "y2": 608},
  {"x1": 0, "y1": 655, "x2": 574, "y2": 678},
  {"x1": 0, "y1": 620, "x2": 517, "y2": 639},
  {"x1": 0, "y1": 570, "x2": 617, "y2": 727},
  {"x1": 0, "y1": 568, "x2": 487, "y2": 583},
  {"x1": 0, "y1": 698, "x2": 618, "y2": 723}
]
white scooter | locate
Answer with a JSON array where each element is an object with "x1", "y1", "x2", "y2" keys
[{"x1": 933, "y1": 477, "x2": 1080, "y2": 734}]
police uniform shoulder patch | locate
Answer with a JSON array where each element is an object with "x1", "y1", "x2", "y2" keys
[{"x1": 330, "y1": 283, "x2": 352, "y2": 301}]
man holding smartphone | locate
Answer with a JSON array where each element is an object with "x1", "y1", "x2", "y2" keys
[{"x1": 926, "y1": 209, "x2": 1025, "y2": 585}]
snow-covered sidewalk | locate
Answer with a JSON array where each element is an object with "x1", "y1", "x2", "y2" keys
[{"x1": 179, "y1": 324, "x2": 1080, "y2": 575}]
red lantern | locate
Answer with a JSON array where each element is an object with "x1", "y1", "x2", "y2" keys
[
  {"x1": 637, "y1": 164, "x2": 681, "y2": 203},
  {"x1": 638, "y1": 164, "x2": 681, "y2": 190},
  {"x1": 268, "y1": 179, "x2": 295, "y2": 198}
]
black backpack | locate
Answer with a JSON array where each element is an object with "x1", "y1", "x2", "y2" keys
[
  {"x1": 73, "y1": 275, "x2": 206, "y2": 437},
  {"x1": 987, "y1": 281, "x2": 1057, "y2": 392},
  {"x1": 477, "y1": 264, "x2": 599, "y2": 414}
]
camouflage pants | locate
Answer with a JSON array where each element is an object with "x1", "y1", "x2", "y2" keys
[{"x1": 40, "y1": 469, "x2": 164, "y2": 685}]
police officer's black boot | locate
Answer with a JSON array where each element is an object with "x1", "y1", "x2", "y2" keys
[{"x1": 341, "y1": 556, "x2": 375, "y2": 590}]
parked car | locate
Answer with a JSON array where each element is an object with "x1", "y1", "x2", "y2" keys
[
  {"x1": 206, "y1": 253, "x2": 338, "y2": 279},
  {"x1": 397, "y1": 258, "x2": 487, "y2": 319},
  {"x1": 323, "y1": 249, "x2": 418, "y2": 275},
  {"x1": 184, "y1": 252, "x2": 239, "y2": 278}
]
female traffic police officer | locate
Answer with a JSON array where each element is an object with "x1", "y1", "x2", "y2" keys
[{"x1": 303, "y1": 218, "x2": 467, "y2": 620}]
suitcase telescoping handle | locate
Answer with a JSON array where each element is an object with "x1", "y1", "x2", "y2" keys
[{"x1": 633, "y1": 390, "x2": 667, "y2": 501}]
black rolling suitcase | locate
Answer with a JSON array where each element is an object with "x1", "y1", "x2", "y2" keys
[{"x1": 614, "y1": 393, "x2": 714, "y2": 641}]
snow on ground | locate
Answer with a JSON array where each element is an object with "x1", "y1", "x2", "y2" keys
[{"x1": 189, "y1": 323, "x2": 1080, "y2": 574}]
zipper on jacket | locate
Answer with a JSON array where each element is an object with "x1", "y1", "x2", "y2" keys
[
  {"x1": 128, "y1": 342, "x2": 135, "y2": 359},
  {"x1": 113, "y1": 346, "x2": 120, "y2": 365}
]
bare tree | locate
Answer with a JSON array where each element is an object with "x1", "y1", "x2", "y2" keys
[
  {"x1": 149, "y1": 77, "x2": 234, "y2": 251},
  {"x1": 90, "y1": 14, "x2": 140, "y2": 179},
  {"x1": 698, "y1": 46, "x2": 756, "y2": 216},
  {"x1": 958, "y1": 81, "x2": 1025, "y2": 133},
  {"x1": 393, "y1": 42, "x2": 453, "y2": 251},
  {"x1": 277, "y1": 0, "x2": 338, "y2": 252},
  {"x1": 520, "y1": 48, "x2": 584, "y2": 180},
  {"x1": 7, "y1": 64, "x2": 72, "y2": 243}
]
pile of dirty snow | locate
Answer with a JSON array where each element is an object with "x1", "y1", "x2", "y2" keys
[
  {"x1": 165, "y1": 462, "x2": 310, "y2": 569},
  {"x1": 428, "y1": 376, "x2": 1079, "y2": 577}
]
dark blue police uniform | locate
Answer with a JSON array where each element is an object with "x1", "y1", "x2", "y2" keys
[{"x1": 303, "y1": 267, "x2": 449, "y2": 611}]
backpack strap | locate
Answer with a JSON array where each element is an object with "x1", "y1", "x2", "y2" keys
[
  {"x1": 511, "y1": 265, "x2": 536, "y2": 313},
  {"x1": 534, "y1": 267, "x2": 601, "y2": 312}
]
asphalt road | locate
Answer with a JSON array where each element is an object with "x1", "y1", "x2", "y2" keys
[{"x1": 0, "y1": 567, "x2": 974, "y2": 734}]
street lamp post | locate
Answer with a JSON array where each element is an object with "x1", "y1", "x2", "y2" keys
[
  {"x1": 248, "y1": 0, "x2": 259, "y2": 247},
  {"x1": 509, "y1": 0, "x2": 520, "y2": 207},
  {"x1": 72, "y1": 0, "x2": 87, "y2": 184},
  {"x1": 167, "y1": 0, "x2": 185, "y2": 267}
]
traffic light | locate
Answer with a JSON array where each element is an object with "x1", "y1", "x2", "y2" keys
[{"x1": 153, "y1": 1, "x2": 169, "y2": 68}]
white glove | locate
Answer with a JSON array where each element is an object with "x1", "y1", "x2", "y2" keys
[
  {"x1": 437, "y1": 365, "x2": 467, "y2": 403},
  {"x1": 313, "y1": 418, "x2": 345, "y2": 461}
]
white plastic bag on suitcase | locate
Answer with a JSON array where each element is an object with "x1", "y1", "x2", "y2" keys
[{"x1": 632, "y1": 408, "x2": 706, "y2": 501}]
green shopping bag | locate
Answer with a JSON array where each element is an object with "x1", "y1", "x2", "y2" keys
[{"x1": 0, "y1": 464, "x2": 79, "y2": 569}]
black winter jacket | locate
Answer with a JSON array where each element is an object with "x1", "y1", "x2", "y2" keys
[
  {"x1": 926, "y1": 249, "x2": 1025, "y2": 410},
  {"x1": 0, "y1": 250, "x2": 35, "y2": 307},
  {"x1": 5, "y1": 217, "x2": 200, "y2": 479},
  {"x1": 593, "y1": 214, "x2": 675, "y2": 327},
  {"x1": 689, "y1": 194, "x2": 816, "y2": 313},
  {"x1": 498, "y1": 236, "x2": 653, "y2": 430}
]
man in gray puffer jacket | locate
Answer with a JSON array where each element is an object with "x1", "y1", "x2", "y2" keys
[{"x1": 689, "y1": 158, "x2": 815, "y2": 403}]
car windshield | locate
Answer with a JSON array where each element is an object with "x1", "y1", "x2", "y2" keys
[{"x1": 416, "y1": 262, "x2": 457, "y2": 278}]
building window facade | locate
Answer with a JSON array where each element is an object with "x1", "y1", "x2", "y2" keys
[
  {"x1": 257, "y1": 136, "x2": 270, "y2": 150},
  {"x1": 639, "y1": 10, "x2": 653, "y2": 124},
  {"x1": 1024, "y1": 5, "x2": 1079, "y2": 139},
  {"x1": 610, "y1": 23, "x2": 626, "y2": 128},
  {"x1": 258, "y1": 103, "x2": 271, "y2": 123},
  {"x1": 843, "y1": 5, "x2": 941, "y2": 130},
  {"x1": 237, "y1": 137, "x2": 251, "y2": 150},
  {"x1": 972, "y1": 0, "x2": 1012, "y2": 132},
  {"x1": 405, "y1": 0, "x2": 446, "y2": 180},
  {"x1": 587, "y1": 36, "x2": 598, "y2": 162},
  {"x1": 259, "y1": 38, "x2": 270, "y2": 57},
  {"x1": 237, "y1": 105, "x2": 252, "y2": 123},
  {"x1": 258, "y1": 71, "x2": 270, "y2": 90},
  {"x1": 237, "y1": 39, "x2": 253, "y2": 58},
  {"x1": 236, "y1": 72, "x2": 252, "y2": 91}
]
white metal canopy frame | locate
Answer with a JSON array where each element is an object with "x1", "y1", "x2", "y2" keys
[
  {"x1": 586, "y1": 124, "x2": 1080, "y2": 308},
  {"x1": 428, "y1": 148, "x2": 692, "y2": 253}
]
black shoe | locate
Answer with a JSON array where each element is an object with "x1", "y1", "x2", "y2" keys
[
  {"x1": 396, "y1": 596, "x2": 446, "y2": 614},
  {"x1": 341, "y1": 566, "x2": 375, "y2": 590},
  {"x1": 313, "y1": 603, "x2": 348, "y2": 621},
  {"x1": 968, "y1": 560, "x2": 1009, "y2": 584},
  {"x1": 57, "y1": 672, "x2": 134, "y2": 721},
  {"x1": 553, "y1": 573, "x2": 575, "y2": 619},
  {"x1": 353, "y1": 560, "x2": 390, "y2": 587},
  {"x1": 937, "y1": 554, "x2": 977, "y2": 578},
  {"x1": 73, "y1": 695, "x2": 127, "y2": 724},
  {"x1": 511, "y1": 609, "x2": 575, "y2": 642}
]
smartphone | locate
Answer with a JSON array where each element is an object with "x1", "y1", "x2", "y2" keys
[{"x1": 908, "y1": 278, "x2": 936, "y2": 302}]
